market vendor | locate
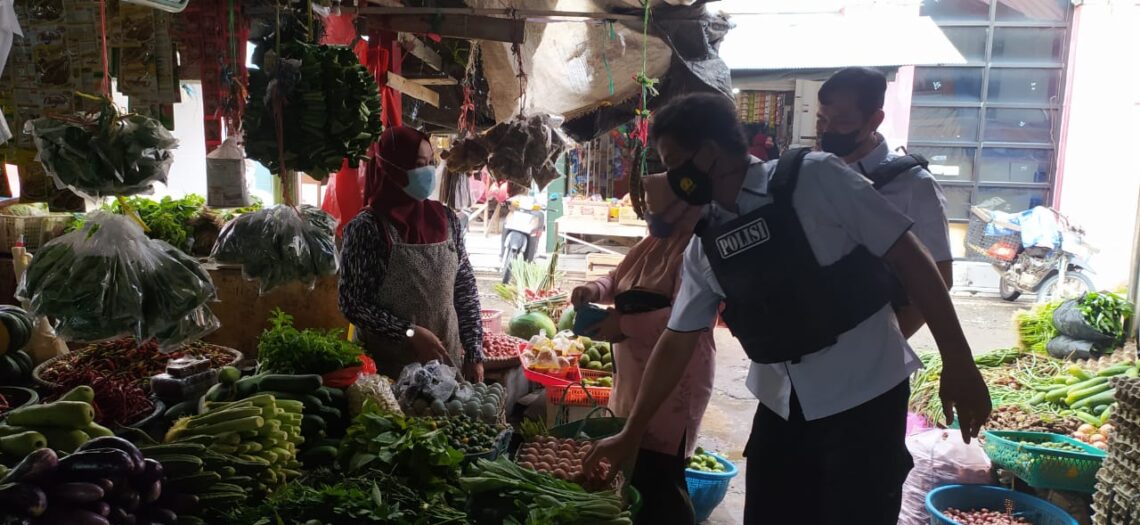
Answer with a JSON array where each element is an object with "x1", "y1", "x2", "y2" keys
[
  {"x1": 816, "y1": 67, "x2": 954, "y2": 337},
  {"x1": 583, "y1": 93, "x2": 991, "y2": 524},
  {"x1": 570, "y1": 182, "x2": 713, "y2": 525},
  {"x1": 338, "y1": 126, "x2": 484, "y2": 382}
]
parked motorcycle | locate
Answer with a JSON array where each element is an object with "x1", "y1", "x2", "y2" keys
[
  {"x1": 500, "y1": 196, "x2": 545, "y2": 284},
  {"x1": 966, "y1": 206, "x2": 1097, "y2": 303}
]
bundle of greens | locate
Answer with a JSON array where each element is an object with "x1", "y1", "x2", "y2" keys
[
  {"x1": 257, "y1": 309, "x2": 362, "y2": 375},
  {"x1": 69, "y1": 194, "x2": 210, "y2": 252},
  {"x1": 338, "y1": 401, "x2": 465, "y2": 494},
  {"x1": 211, "y1": 205, "x2": 338, "y2": 293},
  {"x1": 227, "y1": 469, "x2": 468, "y2": 525},
  {"x1": 17, "y1": 212, "x2": 218, "y2": 349},
  {"x1": 26, "y1": 101, "x2": 177, "y2": 199},
  {"x1": 244, "y1": 41, "x2": 382, "y2": 179},
  {"x1": 1079, "y1": 291, "x2": 1134, "y2": 342},
  {"x1": 461, "y1": 458, "x2": 632, "y2": 525},
  {"x1": 1016, "y1": 301, "x2": 1062, "y2": 354}
]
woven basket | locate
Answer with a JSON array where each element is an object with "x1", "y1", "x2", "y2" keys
[
  {"x1": 34, "y1": 344, "x2": 243, "y2": 390},
  {"x1": 0, "y1": 213, "x2": 72, "y2": 254}
]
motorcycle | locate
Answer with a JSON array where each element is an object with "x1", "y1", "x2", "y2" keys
[
  {"x1": 967, "y1": 206, "x2": 1098, "y2": 303},
  {"x1": 500, "y1": 196, "x2": 545, "y2": 284}
]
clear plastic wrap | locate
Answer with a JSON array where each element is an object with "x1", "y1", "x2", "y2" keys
[
  {"x1": 211, "y1": 204, "x2": 339, "y2": 294},
  {"x1": 394, "y1": 360, "x2": 459, "y2": 407},
  {"x1": 25, "y1": 109, "x2": 178, "y2": 200},
  {"x1": 16, "y1": 212, "x2": 218, "y2": 350}
]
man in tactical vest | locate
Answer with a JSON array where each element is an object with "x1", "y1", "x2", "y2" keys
[
  {"x1": 584, "y1": 93, "x2": 990, "y2": 524},
  {"x1": 817, "y1": 67, "x2": 954, "y2": 338}
]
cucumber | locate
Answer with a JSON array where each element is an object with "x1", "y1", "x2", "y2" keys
[
  {"x1": 81, "y1": 423, "x2": 114, "y2": 438},
  {"x1": 6, "y1": 401, "x2": 95, "y2": 429},
  {"x1": 233, "y1": 376, "x2": 263, "y2": 398},
  {"x1": 0, "y1": 431, "x2": 47, "y2": 457},
  {"x1": 58, "y1": 386, "x2": 95, "y2": 404},
  {"x1": 262, "y1": 391, "x2": 324, "y2": 412},
  {"x1": 300, "y1": 414, "x2": 327, "y2": 436},
  {"x1": 151, "y1": 455, "x2": 205, "y2": 478},
  {"x1": 39, "y1": 429, "x2": 90, "y2": 453},
  {"x1": 299, "y1": 445, "x2": 338, "y2": 466},
  {"x1": 257, "y1": 374, "x2": 323, "y2": 394},
  {"x1": 138, "y1": 443, "x2": 207, "y2": 456},
  {"x1": 218, "y1": 366, "x2": 241, "y2": 386},
  {"x1": 167, "y1": 471, "x2": 221, "y2": 492}
]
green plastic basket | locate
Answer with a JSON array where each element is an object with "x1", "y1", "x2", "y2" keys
[
  {"x1": 982, "y1": 430, "x2": 1106, "y2": 493},
  {"x1": 548, "y1": 407, "x2": 627, "y2": 440}
]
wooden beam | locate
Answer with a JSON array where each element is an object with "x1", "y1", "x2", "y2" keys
[
  {"x1": 370, "y1": 14, "x2": 525, "y2": 44},
  {"x1": 407, "y1": 77, "x2": 459, "y2": 86},
  {"x1": 398, "y1": 33, "x2": 443, "y2": 71},
  {"x1": 387, "y1": 71, "x2": 440, "y2": 108}
]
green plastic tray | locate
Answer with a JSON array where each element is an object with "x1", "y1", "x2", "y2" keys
[{"x1": 982, "y1": 430, "x2": 1105, "y2": 493}]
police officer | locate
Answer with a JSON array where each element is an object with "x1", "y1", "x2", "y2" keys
[
  {"x1": 817, "y1": 67, "x2": 954, "y2": 338},
  {"x1": 584, "y1": 93, "x2": 990, "y2": 524}
]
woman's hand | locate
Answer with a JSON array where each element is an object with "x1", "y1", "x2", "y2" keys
[
  {"x1": 409, "y1": 325, "x2": 450, "y2": 363},
  {"x1": 571, "y1": 284, "x2": 601, "y2": 306},
  {"x1": 587, "y1": 309, "x2": 625, "y2": 343},
  {"x1": 464, "y1": 361, "x2": 485, "y2": 383}
]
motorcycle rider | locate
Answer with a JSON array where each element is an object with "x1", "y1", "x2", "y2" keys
[
  {"x1": 817, "y1": 67, "x2": 953, "y2": 337},
  {"x1": 582, "y1": 92, "x2": 990, "y2": 524}
]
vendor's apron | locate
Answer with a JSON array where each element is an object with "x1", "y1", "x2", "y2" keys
[
  {"x1": 359, "y1": 219, "x2": 463, "y2": 378},
  {"x1": 695, "y1": 148, "x2": 896, "y2": 364}
]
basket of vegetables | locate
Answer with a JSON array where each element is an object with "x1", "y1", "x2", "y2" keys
[
  {"x1": 685, "y1": 449, "x2": 737, "y2": 523},
  {"x1": 982, "y1": 430, "x2": 1106, "y2": 493},
  {"x1": 482, "y1": 332, "x2": 525, "y2": 371},
  {"x1": 926, "y1": 484, "x2": 1077, "y2": 525}
]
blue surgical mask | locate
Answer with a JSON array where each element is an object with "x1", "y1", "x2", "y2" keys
[
  {"x1": 645, "y1": 212, "x2": 676, "y2": 238},
  {"x1": 403, "y1": 165, "x2": 437, "y2": 201}
]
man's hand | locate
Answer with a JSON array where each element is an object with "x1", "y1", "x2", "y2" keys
[
  {"x1": 463, "y1": 361, "x2": 485, "y2": 383},
  {"x1": 940, "y1": 356, "x2": 992, "y2": 443},
  {"x1": 582, "y1": 431, "x2": 639, "y2": 484},
  {"x1": 587, "y1": 309, "x2": 625, "y2": 343},
  {"x1": 409, "y1": 325, "x2": 450, "y2": 364},
  {"x1": 571, "y1": 284, "x2": 601, "y2": 307}
]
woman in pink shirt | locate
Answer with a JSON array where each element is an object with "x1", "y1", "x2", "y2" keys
[{"x1": 572, "y1": 190, "x2": 715, "y2": 525}]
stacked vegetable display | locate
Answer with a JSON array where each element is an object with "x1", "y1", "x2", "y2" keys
[
  {"x1": 482, "y1": 332, "x2": 524, "y2": 360},
  {"x1": 462, "y1": 458, "x2": 632, "y2": 525},
  {"x1": 0, "y1": 305, "x2": 35, "y2": 386},
  {"x1": 580, "y1": 340, "x2": 613, "y2": 373},
  {"x1": 688, "y1": 448, "x2": 727, "y2": 473},
  {"x1": 0, "y1": 389, "x2": 112, "y2": 457},
  {"x1": 401, "y1": 380, "x2": 505, "y2": 424},
  {"x1": 211, "y1": 206, "x2": 339, "y2": 293}
]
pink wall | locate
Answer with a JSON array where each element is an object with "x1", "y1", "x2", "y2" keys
[{"x1": 1055, "y1": 2, "x2": 1140, "y2": 288}]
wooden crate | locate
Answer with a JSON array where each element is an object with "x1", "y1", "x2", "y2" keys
[{"x1": 586, "y1": 253, "x2": 625, "y2": 279}]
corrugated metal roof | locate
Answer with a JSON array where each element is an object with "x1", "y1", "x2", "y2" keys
[{"x1": 720, "y1": 14, "x2": 967, "y2": 70}]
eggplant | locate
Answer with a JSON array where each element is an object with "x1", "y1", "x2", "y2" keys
[
  {"x1": 88, "y1": 501, "x2": 111, "y2": 517},
  {"x1": 95, "y1": 478, "x2": 115, "y2": 494},
  {"x1": 108, "y1": 506, "x2": 132, "y2": 524},
  {"x1": 147, "y1": 507, "x2": 177, "y2": 524},
  {"x1": 76, "y1": 437, "x2": 144, "y2": 473},
  {"x1": 138, "y1": 459, "x2": 164, "y2": 485},
  {"x1": 57, "y1": 449, "x2": 134, "y2": 481},
  {"x1": 115, "y1": 487, "x2": 140, "y2": 512},
  {"x1": 0, "y1": 482, "x2": 47, "y2": 517},
  {"x1": 0, "y1": 448, "x2": 58, "y2": 484},
  {"x1": 46, "y1": 481, "x2": 105, "y2": 505},
  {"x1": 36, "y1": 507, "x2": 110, "y2": 525},
  {"x1": 140, "y1": 479, "x2": 162, "y2": 504}
]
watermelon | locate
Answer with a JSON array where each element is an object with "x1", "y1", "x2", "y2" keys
[
  {"x1": 557, "y1": 306, "x2": 576, "y2": 332},
  {"x1": 509, "y1": 311, "x2": 558, "y2": 340}
]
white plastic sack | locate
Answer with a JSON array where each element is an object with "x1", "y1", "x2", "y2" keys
[
  {"x1": 898, "y1": 429, "x2": 993, "y2": 525},
  {"x1": 206, "y1": 137, "x2": 250, "y2": 208}
]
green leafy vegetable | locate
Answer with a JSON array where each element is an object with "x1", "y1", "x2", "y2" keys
[
  {"x1": 1078, "y1": 291, "x2": 1134, "y2": 341},
  {"x1": 212, "y1": 205, "x2": 338, "y2": 293},
  {"x1": 461, "y1": 458, "x2": 632, "y2": 525},
  {"x1": 338, "y1": 402, "x2": 464, "y2": 494},
  {"x1": 257, "y1": 309, "x2": 363, "y2": 375},
  {"x1": 69, "y1": 195, "x2": 208, "y2": 252}
]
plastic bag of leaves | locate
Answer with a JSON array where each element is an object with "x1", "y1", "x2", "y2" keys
[
  {"x1": 211, "y1": 205, "x2": 339, "y2": 294},
  {"x1": 16, "y1": 212, "x2": 218, "y2": 350},
  {"x1": 25, "y1": 102, "x2": 177, "y2": 200}
]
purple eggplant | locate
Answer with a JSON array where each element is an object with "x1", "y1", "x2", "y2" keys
[
  {"x1": 94, "y1": 478, "x2": 114, "y2": 494},
  {"x1": 87, "y1": 501, "x2": 111, "y2": 517},
  {"x1": 138, "y1": 459, "x2": 164, "y2": 485},
  {"x1": 140, "y1": 479, "x2": 162, "y2": 504},
  {"x1": 146, "y1": 507, "x2": 178, "y2": 525},
  {"x1": 46, "y1": 481, "x2": 105, "y2": 505},
  {"x1": 35, "y1": 507, "x2": 110, "y2": 525},
  {"x1": 57, "y1": 449, "x2": 134, "y2": 481},
  {"x1": 0, "y1": 482, "x2": 47, "y2": 517},
  {"x1": 114, "y1": 487, "x2": 140, "y2": 512},
  {"x1": 108, "y1": 506, "x2": 133, "y2": 524},
  {"x1": 0, "y1": 448, "x2": 58, "y2": 485},
  {"x1": 76, "y1": 437, "x2": 144, "y2": 473}
]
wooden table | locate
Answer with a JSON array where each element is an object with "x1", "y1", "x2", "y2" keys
[{"x1": 554, "y1": 217, "x2": 647, "y2": 255}]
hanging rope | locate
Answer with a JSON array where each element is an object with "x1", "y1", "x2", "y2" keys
[
  {"x1": 601, "y1": 21, "x2": 615, "y2": 97},
  {"x1": 457, "y1": 42, "x2": 479, "y2": 136},
  {"x1": 629, "y1": 1, "x2": 658, "y2": 220},
  {"x1": 97, "y1": 0, "x2": 111, "y2": 98}
]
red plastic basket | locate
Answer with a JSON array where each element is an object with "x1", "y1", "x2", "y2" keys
[
  {"x1": 524, "y1": 365, "x2": 580, "y2": 387},
  {"x1": 579, "y1": 368, "x2": 612, "y2": 380},
  {"x1": 547, "y1": 382, "x2": 612, "y2": 407}
]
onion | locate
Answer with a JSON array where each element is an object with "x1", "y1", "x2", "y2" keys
[
  {"x1": 1089, "y1": 434, "x2": 1106, "y2": 443},
  {"x1": 1100, "y1": 424, "x2": 1114, "y2": 436},
  {"x1": 1092, "y1": 441, "x2": 1109, "y2": 450},
  {"x1": 1073, "y1": 431, "x2": 1089, "y2": 441},
  {"x1": 1078, "y1": 423, "x2": 1097, "y2": 434}
]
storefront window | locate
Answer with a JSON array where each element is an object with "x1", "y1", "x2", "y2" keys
[
  {"x1": 995, "y1": 0, "x2": 1068, "y2": 22},
  {"x1": 939, "y1": 27, "x2": 989, "y2": 63},
  {"x1": 986, "y1": 68, "x2": 1061, "y2": 104},
  {"x1": 912, "y1": 67, "x2": 984, "y2": 103},
  {"x1": 979, "y1": 148, "x2": 1052, "y2": 183},
  {"x1": 983, "y1": 108, "x2": 1055, "y2": 143},
  {"x1": 909, "y1": 146, "x2": 976, "y2": 182},
  {"x1": 975, "y1": 187, "x2": 1050, "y2": 213},
  {"x1": 942, "y1": 185, "x2": 974, "y2": 221},
  {"x1": 920, "y1": 0, "x2": 992, "y2": 22},
  {"x1": 991, "y1": 28, "x2": 1065, "y2": 65},
  {"x1": 909, "y1": 107, "x2": 980, "y2": 142}
]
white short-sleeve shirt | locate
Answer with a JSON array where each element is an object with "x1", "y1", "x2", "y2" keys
[
  {"x1": 852, "y1": 138, "x2": 953, "y2": 263},
  {"x1": 667, "y1": 152, "x2": 922, "y2": 421}
]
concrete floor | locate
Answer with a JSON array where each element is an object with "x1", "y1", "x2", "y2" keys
[{"x1": 477, "y1": 276, "x2": 1026, "y2": 525}]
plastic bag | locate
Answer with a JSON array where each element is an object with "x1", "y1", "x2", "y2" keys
[
  {"x1": 898, "y1": 430, "x2": 992, "y2": 525},
  {"x1": 394, "y1": 360, "x2": 459, "y2": 406},
  {"x1": 1046, "y1": 335, "x2": 1104, "y2": 361},
  {"x1": 1053, "y1": 299, "x2": 1114, "y2": 346},
  {"x1": 16, "y1": 212, "x2": 218, "y2": 350},
  {"x1": 206, "y1": 137, "x2": 250, "y2": 208},
  {"x1": 26, "y1": 108, "x2": 177, "y2": 200},
  {"x1": 211, "y1": 205, "x2": 339, "y2": 294}
]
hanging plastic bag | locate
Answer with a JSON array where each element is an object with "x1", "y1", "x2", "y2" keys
[
  {"x1": 898, "y1": 429, "x2": 992, "y2": 525},
  {"x1": 16, "y1": 212, "x2": 218, "y2": 350},
  {"x1": 211, "y1": 205, "x2": 339, "y2": 294},
  {"x1": 206, "y1": 137, "x2": 250, "y2": 208}
]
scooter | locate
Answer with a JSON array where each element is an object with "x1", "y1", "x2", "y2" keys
[
  {"x1": 500, "y1": 196, "x2": 545, "y2": 284},
  {"x1": 967, "y1": 206, "x2": 1098, "y2": 303}
]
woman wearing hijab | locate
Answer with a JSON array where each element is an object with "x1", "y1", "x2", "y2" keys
[
  {"x1": 570, "y1": 176, "x2": 715, "y2": 525},
  {"x1": 339, "y1": 126, "x2": 484, "y2": 382}
]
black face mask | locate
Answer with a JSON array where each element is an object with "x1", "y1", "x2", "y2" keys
[
  {"x1": 819, "y1": 130, "x2": 863, "y2": 157},
  {"x1": 666, "y1": 157, "x2": 716, "y2": 206}
]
